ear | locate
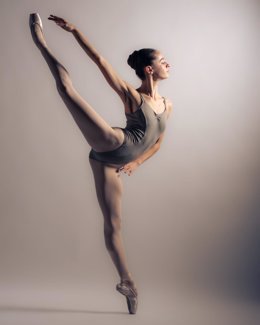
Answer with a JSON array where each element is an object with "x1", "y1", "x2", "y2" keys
[{"x1": 144, "y1": 66, "x2": 154, "y2": 75}]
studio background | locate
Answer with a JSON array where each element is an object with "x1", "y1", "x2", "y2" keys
[{"x1": 0, "y1": 0, "x2": 259, "y2": 324}]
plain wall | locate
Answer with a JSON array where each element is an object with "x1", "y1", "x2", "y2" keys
[{"x1": 0, "y1": 0, "x2": 259, "y2": 307}]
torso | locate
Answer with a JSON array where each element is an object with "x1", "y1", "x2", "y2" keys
[
  {"x1": 89, "y1": 91, "x2": 168, "y2": 167},
  {"x1": 123, "y1": 89, "x2": 169, "y2": 117}
]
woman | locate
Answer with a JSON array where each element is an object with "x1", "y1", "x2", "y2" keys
[{"x1": 29, "y1": 13, "x2": 172, "y2": 314}]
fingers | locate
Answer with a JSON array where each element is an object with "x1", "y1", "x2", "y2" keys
[
  {"x1": 48, "y1": 14, "x2": 65, "y2": 23},
  {"x1": 48, "y1": 14, "x2": 61, "y2": 20},
  {"x1": 116, "y1": 166, "x2": 123, "y2": 173},
  {"x1": 118, "y1": 167, "x2": 132, "y2": 176},
  {"x1": 116, "y1": 163, "x2": 137, "y2": 176},
  {"x1": 48, "y1": 15, "x2": 57, "y2": 21}
]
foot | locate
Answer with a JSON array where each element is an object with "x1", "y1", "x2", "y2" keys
[
  {"x1": 116, "y1": 279, "x2": 138, "y2": 314},
  {"x1": 118, "y1": 278, "x2": 138, "y2": 295},
  {"x1": 29, "y1": 13, "x2": 47, "y2": 48}
]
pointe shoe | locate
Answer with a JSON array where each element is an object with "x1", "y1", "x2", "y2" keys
[
  {"x1": 29, "y1": 13, "x2": 43, "y2": 31},
  {"x1": 29, "y1": 13, "x2": 46, "y2": 47},
  {"x1": 116, "y1": 280, "x2": 138, "y2": 314}
]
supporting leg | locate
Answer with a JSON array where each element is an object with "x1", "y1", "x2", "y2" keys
[
  {"x1": 29, "y1": 14, "x2": 124, "y2": 152},
  {"x1": 89, "y1": 158, "x2": 138, "y2": 294}
]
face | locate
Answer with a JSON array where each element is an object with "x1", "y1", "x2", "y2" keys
[{"x1": 150, "y1": 51, "x2": 171, "y2": 80}]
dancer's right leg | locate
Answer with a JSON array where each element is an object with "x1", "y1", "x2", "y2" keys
[
  {"x1": 89, "y1": 158, "x2": 138, "y2": 296},
  {"x1": 29, "y1": 14, "x2": 124, "y2": 152}
]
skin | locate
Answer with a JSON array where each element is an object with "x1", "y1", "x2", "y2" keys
[{"x1": 30, "y1": 14, "x2": 173, "y2": 296}]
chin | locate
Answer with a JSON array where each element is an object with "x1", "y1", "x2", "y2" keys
[{"x1": 157, "y1": 73, "x2": 169, "y2": 81}]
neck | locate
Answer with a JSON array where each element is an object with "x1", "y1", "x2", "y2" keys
[{"x1": 137, "y1": 76, "x2": 160, "y2": 100}]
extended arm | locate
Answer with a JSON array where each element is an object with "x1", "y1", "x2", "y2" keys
[
  {"x1": 48, "y1": 15, "x2": 129, "y2": 100},
  {"x1": 71, "y1": 28, "x2": 129, "y2": 98},
  {"x1": 72, "y1": 29, "x2": 101, "y2": 62}
]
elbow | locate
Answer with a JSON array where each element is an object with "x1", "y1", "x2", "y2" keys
[
  {"x1": 90, "y1": 54, "x2": 103, "y2": 66},
  {"x1": 96, "y1": 55, "x2": 105, "y2": 66}
]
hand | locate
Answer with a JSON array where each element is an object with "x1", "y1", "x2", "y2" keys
[
  {"x1": 48, "y1": 15, "x2": 75, "y2": 32},
  {"x1": 117, "y1": 161, "x2": 140, "y2": 176}
]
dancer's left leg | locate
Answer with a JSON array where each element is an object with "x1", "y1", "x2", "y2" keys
[{"x1": 29, "y1": 14, "x2": 124, "y2": 152}]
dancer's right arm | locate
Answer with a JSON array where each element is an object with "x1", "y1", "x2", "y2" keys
[
  {"x1": 48, "y1": 15, "x2": 132, "y2": 101},
  {"x1": 72, "y1": 29, "x2": 129, "y2": 98}
]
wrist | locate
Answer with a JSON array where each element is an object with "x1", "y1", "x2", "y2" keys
[
  {"x1": 71, "y1": 26, "x2": 78, "y2": 34},
  {"x1": 135, "y1": 159, "x2": 142, "y2": 166}
]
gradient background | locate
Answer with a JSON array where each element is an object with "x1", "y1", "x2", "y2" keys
[{"x1": 0, "y1": 0, "x2": 259, "y2": 324}]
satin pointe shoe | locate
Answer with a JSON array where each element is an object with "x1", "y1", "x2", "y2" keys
[
  {"x1": 29, "y1": 13, "x2": 43, "y2": 31},
  {"x1": 29, "y1": 13, "x2": 45, "y2": 47},
  {"x1": 116, "y1": 280, "x2": 138, "y2": 314}
]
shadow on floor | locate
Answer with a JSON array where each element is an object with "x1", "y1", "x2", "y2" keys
[{"x1": 0, "y1": 305, "x2": 127, "y2": 315}]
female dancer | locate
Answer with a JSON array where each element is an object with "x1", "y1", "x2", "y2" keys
[{"x1": 29, "y1": 13, "x2": 172, "y2": 314}]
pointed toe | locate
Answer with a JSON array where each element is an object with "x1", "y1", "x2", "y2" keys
[
  {"x1": 29, "y1": 13, "x2": 43, "y2": 31},
  {"x1": 126, "y1": 296, "x2": 138, "y2": 314},
  {"x1": 116, "y1": 281, "x2": 138, "y2": 314}
]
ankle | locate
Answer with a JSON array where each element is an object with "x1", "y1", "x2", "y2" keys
[
  {"x1": 121, "y1": 273, "x2": 134, "y2": 283},
  {"x1": 120, "y1": 277, "x2": 137, "y2": 290},
  {"x1": 119, "y1": 278, "x2": 138, "y2": 296}
]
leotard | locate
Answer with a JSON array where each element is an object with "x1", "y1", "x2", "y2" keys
[{"x1": 89, "y1": 93, "x2": 167, "y2": 165}]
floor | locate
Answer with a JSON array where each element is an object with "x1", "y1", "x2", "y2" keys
[{"x1": 0, "y1": 284, "x2": 259, "y2": 325}]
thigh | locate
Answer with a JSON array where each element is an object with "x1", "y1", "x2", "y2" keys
[
  {"x1": 89, "y1": 158, "x2": 123, "y2": 223},
  {"x1": 58, "y1": 85, "x2": 124, "y2": 151}
]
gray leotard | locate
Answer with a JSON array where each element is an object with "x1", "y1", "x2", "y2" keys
[{"x1": 89, "y1": 93, "x2": 167, "y2": 165}]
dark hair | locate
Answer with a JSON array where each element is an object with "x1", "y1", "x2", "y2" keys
[{"x1": 127, "y1": 48, "x2": 157, "y2": 80}]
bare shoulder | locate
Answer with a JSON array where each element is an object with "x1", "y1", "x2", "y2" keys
[
  {"x1": 164, "y1": 97, "x2": 173, "y2": 119},
  {"x1": 164, "y1": 97, "x2": 173, "y2": 109}
]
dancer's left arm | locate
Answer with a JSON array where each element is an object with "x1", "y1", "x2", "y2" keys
[{"x1": 118, "y1": 133, "x2": 165, "y2": 176}]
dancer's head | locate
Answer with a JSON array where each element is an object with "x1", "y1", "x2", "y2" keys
[{"x1": 127, "y1": 49, "x2": 170, "y2": 81}]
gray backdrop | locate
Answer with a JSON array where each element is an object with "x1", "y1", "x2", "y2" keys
[{"x1": 0, "y1": 0, "x2": 259, "y2": 324}]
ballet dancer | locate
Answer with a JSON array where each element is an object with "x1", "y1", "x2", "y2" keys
[{"x1": 29, "y1": 13, "x2": 172, "y2": 314}]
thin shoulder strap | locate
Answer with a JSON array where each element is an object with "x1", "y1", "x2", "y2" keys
[
  {"x1": 162, "y1": 96, "x2": 166, "y2": 106},
  {"x1": 162, "y1": 97, "x2": 168, "y2": 113}
]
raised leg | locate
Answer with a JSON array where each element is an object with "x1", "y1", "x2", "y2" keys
[
  {"x1": 29, "y1": 14, "x2": 124, "y2": 152},
  {"x1": 89, "y1": 158, "x2": 138, "y2": 295}
]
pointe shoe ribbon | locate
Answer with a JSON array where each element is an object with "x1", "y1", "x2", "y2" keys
[{"x1": 116, "y1": 281, "x2": 137, "y2": 297}]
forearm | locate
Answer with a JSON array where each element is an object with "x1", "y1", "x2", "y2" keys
[
  {"x1": 71, "y1": 28, "x2": 101, "y2": 63},
  {"x1": 134, "y1": 143, "x2": 160, "y2": 166}
]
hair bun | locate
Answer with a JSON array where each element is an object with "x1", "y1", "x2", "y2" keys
[
  {"x1": 127, "y1": 50, "x2": 139, "y2": 70},
  {"x1": 127, "y1": 48, "x2": 156, "y2": 80}
]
